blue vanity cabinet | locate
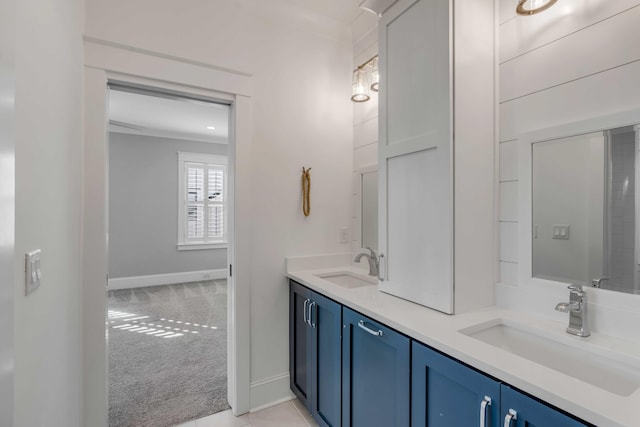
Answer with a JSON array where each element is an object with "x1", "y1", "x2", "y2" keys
[
  {"x1": 309, "y1": 291, "x2": 342, "y2": 427},
  {"x1": 501, "y1": 385, "x2": 590, "y2": 427},
  {"x1": 289, "y1": 281, "x2": 342, "y2": 427},
  {"x1": 289, "y1": 281, "x2": 313, "y2": 409},
  {"x1": 342, "y1": 307, "x2": 410, "y2": 427},
  {"x1": 412, "y1": 341, "x2": 501, "y2": 427},
  {"x1": 291, "y1": 281, "x2": 592, "y2": 427}
]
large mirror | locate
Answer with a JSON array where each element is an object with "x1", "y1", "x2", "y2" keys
[
  {"x1": 361, "y1": 169, "x2": 378, "y2": 251},
  {"x1": 532, "y1": 125, "x2": 639, "y2": 294}
]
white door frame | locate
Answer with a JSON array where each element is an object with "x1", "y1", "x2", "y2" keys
[
  {"x1": 82, "y1": 38, "x2": 252, "y2": 426},
  {"x1": 0, "y1": 0, "x2": 15, "y2": 423}
]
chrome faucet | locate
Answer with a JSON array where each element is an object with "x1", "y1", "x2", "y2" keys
[
  {"x1": 354, "y1": 247, "x2": 379, "y2": 277},
  {"x1": 555, "y1": 285, "x2": 590, "y2": 337},
  {"x1": 591, "y1": 276, "x2": 609, "y2": 288}
]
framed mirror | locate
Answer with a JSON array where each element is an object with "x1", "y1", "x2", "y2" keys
[
  {"x1": 520, "y1": 109, "x2": 640, "y2": 296},
  {"x1": 357, "y1": 165, "x2": 378, "y2": 251}
]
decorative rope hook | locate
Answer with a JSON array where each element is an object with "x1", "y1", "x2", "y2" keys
[{"x1": 302, "y1": 167, "x2": 311, "y2": 217}]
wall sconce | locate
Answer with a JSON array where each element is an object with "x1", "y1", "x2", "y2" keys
[
  {"x1": 370, "y1": 56, "x2": 379, "y2": 92},
  {"x1": 351, "y1": 67, "x2": 371, "y2": 102},
  {"x1": 516, "y1": 0, "x2": 558, "y2": 16},
  {"x1": 351, "y1": 55, "x2": 379, "y2": 103}
]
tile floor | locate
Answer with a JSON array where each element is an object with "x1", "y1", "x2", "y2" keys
[{"x1": 176, "y1": 399, "x2": 319, "y2": 427}]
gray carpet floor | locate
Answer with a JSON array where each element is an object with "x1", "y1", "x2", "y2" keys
[{"x1": 108, "y1": 280, "x2": 230, "y2": 427}]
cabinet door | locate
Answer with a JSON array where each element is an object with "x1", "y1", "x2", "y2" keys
[
  {"x1": 289, "y1": 281, "x2": 313, "y2": 409},
  {"x1": 501, "y1": 385, "x2": 590, "y2": 427},
  {"x1": 309, "y1": 292, "x2": 342, "y2": 427},
  {"x1": 412, "y1": 342, "x2": 500, "y2": 427},
  {"x1": 342, "y1": 307, "x2": 410, "y2": 427},
  {"x1": 378, "y1": 0, "x2": 454, "y2": 313}
]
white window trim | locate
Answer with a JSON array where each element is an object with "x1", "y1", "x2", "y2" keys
[
  {"x1": 177, "y1": 242, "x2": 228, "y2": 251},
  {"x1": 177, "y1": 152, "x2": 228, "y2": 249}
]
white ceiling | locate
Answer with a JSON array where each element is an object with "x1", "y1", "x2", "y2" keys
[
  {"x1": 108, "y1": 89, "x2": 229, "y2": 144},
  {"x1": 289, "y1": 0, "x2": 363, "y2": 24}
]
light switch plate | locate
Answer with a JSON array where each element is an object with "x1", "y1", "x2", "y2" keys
[
  {"x1": 25, "y1": 249, "x2": 42, "y2": 295},
  {"x1": 552, "y1": 225, "x2": 570, "y2": 240}
]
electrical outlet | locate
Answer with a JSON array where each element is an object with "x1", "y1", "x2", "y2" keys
[
  {"x1": 25, "y1": 249, "x2": 42, "y2": 295},
  {"x1": 340, "y1": 227, "x2": 349, "y2": 244}
]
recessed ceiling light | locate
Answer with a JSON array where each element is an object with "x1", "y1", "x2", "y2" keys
[{"x1": 207, "y1": 126, "x2": 216, "y2": 130}]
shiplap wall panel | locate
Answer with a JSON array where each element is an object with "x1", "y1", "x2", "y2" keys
[
  {"x1": 501, "y1": 5, "x2": 640, "y2": 102},
  {"x1": 499, "y1": 181, "x2": 518, "y2": 222},
  {"x1": 499, "y1": 1, "x2": 640, "y2": 284},
  {"x1": 499, "y1": 0, "x2": 516, "y2": 24},
  {"x1": 500, "y1": 0, "x2": 640, "y2": 63},
  {"x1": 352, "y1": 16, "x2": 379, "y2": 254},
  {"x1": 354, "y1": 116, "x2": 378, "y2": 149},
  {"x1": 499, "y1": 261, "x2": 519, "y2": 285},
  {"x1": 500, "y1": 60, "x2": 640, "y2": 141},
  {"x1": 500, "y1": 222, "x2": 519, "y2": 263},
  {"x1": 354, "y1": 95, "x2": 379, "y2": 126},
  {"x1": 354, "y1": 22, "x2": 378, "y2": 57},
  {"x1": 352, "y1": 12, "x2": 378, "y2": 46},
  {"x1": 354, "y1": 142, "x2": 378, "y2": 169},
  {"x1": 499, "y1": 140, "x2": 518, "y2": 181}
]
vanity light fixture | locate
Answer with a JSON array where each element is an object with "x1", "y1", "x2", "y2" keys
[
  {"x1": 370, "y1": 56, "x2": 379, "y2": 92},
  {"x1": 516, "y1": 0, "x2": 558, "y2": 16},
  {"x1": 351, "y1": 55, "x2": 379, "y2": 103},
  {"x1": 351, "y1": 67, "x2": 371, "y2": 103}
]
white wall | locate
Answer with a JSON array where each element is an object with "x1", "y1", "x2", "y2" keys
[
  {"x1": 108, "y1": 132, "x2": 227, "y2": 279},
  {"x1": 85, "y1": 0, "x2": 354, "y2": 409},
  {"x1": 0, "y1": 0, "x2": 16, "y2": 424},
  {"x1": 497, "y1": 0, "x2": 640, "y2": 339},
  {"x1": 13, "y1": 0, "x2": 84, "y2": 426}
]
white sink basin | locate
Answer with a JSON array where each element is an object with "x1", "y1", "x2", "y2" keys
[
  {"x1": 314, "y1": 271, "x2": 377, "y2": 289},
  {"x1": 460, "y1": 319, "x2": 640, "y2": 396}
]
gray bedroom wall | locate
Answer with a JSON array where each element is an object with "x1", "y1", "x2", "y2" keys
[{"x1": 108, "y1": 132, "x2": 228, "y2": 278}]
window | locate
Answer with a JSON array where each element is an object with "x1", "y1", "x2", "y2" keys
[{"x1": 178, "y1": 152, "x2": 227, "y2": 250}]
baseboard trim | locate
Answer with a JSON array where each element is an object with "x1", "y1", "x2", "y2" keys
[
  {"x1": 250, "y1": 372, "x2": 295, "y2": 413},
  {"x1": 108, "y1": 269, "x2": 227, "y2": 290}
]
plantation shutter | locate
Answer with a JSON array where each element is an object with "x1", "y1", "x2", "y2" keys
[
  {"x1": 184, "y1": 160, "x2": 226, "y2": 243},
  {"x1": 185, "y1": 163, "x2": 205, "y2": 241},
  {"x1": 207, "y1": 166, "x2": 225, "y2": 240}
]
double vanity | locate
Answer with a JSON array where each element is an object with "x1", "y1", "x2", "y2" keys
[
  {"x1": 287, "y1": 261, "x2": 640, "y2": 427},
  {"x1": 286, "y1": 0, "x2": 640, "y2": 425}
]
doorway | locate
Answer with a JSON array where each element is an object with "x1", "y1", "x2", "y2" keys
[{"x1": 106, "y1": 85, "x2": 232, "y2": 426}]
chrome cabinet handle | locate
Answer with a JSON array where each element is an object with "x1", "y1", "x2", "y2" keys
[
  {"x1": 309, "y1": 302, "x2": 316, "y2": 328},
  {"x1": 480, "y1": 396, "x2": 491, "y2": 427},
  {"x1": 378, "y1": 253, "x2": 385, "y2": 281},
  {"x1": 303, "y1": 299, "x2": 309, "y2": 325},
  {"x1": 358, "y1": 320, "x2": 383, "y2": 337},
  {"x1": 503, "y1": 409, "x2": 517, "y2": 427}
]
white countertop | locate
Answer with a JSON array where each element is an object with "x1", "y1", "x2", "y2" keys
[{"x1": 287, "y1": 265, "x2": 640, "y2": 427}]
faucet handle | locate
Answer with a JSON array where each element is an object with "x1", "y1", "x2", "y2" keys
[
  {"x1": 568, "y1": 284, "x2": 585, "y2": 296},
  {"x1": 366, "y1": 246, "x2": 377, "y2": 258}
]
